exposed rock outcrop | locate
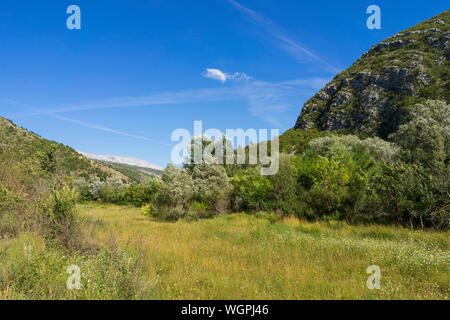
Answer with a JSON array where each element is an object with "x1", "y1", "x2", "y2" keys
[{"x1": 295, "y1": 10, "x2": 449, "y2": 138}]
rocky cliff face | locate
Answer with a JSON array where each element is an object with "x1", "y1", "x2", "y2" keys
[{"x1": 295, "y1": 10, "x2": 449, "y2": 138}]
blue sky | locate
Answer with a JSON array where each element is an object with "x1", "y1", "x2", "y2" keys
[{"x1": 0, "y1": 1, "x2": 448, "y2": 167}]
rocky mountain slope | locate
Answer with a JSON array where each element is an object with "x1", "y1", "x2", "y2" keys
[{"x1": 295, "y1": 10, "x2": 449, "y2": 138}]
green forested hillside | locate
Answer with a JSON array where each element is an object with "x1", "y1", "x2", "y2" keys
[{"x1": 0, "y1": 116, "x2": 127, "y2": 182}]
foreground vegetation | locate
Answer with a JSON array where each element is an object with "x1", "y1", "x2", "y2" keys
[
  {"x1": 0, "y1": 100, "x2": 448, "y2": 300},
  {"x1": 1, "y1": 204, "x2": 448, "y2": 299}
]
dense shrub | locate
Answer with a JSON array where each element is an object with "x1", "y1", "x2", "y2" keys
[
  {"x1": 292, "y1": 153, "x2": 351, "y2": 219},
  {"x1": 150, "y1": 164, "x2": 194, "y2": 220},
  {"x1": 230, "y1": 167, "x2": 272, "y2": 212},
  {"x1": 76, "y1": 176, "x2": 160, "y2": 207},
  {"x1": 267, "y1": 154, "x2": 300, "y2": 217},
  {"x1": 390, "y1": 100, "x2": 449, "y2": 168},
  {"x1": 309, "y1": 135, "x2": 399, "y2": 163},
  {"x1": 372, "y1": 162, "x2": 449, "y2": 229},
  {"x1": 279, "y1": 128, "x2": 335, "y2": 154},
  {"x1": 39, "y1": 186, "x2": 81, "y2": 247},
  {"x1": 191, "y1": 164, "x2": 232, "y2": 213},
  {"x1": 0, "y1": 149, "x2": 91, "y2": 247},
  {"x1": 151, "y1": 163, "x2": 233, "y2": 221},
  {"x1": 0, "y1": 183, "x2": 26, "y2": 236},
  {"x1": 384, "y1": 100, "x2": 450, "y2": 229}
]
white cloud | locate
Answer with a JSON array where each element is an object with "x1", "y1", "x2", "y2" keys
[
  {"x1": 228, "y1": 72, "x2": 252, "y2": 81},
  {"x1": 203, "y1": 68, "x2": 252, "y2": 83},
  {"x1": 203, "y1": 68, "x2": 227, "y2": 83}
]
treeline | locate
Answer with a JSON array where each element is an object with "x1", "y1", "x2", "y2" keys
[
  {"x1": 4, "y1": 100, "x2": 446, "y2": 231},
  {"x1": 144, "y1": 100, "x2": 449, "y2": 229},
  {"x1": 75, "y1": 176, "x2": 159, "y2": 207}
]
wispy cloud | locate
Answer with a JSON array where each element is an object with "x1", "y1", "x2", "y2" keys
[
  {"x1": 0, "y1": 98, "x2": 171, "y2": 147},
  {"x1": 242, "y1": 79, "x2": 329, "y2": 126},
  {"x1": 225, "y1": 0, "x2": 340, "y2": 74},
  {"x1": 202, "y1": 68, "x2": 252, "y2": 83},
  {"x1": 280, "y1": 77, "x2": 329, "y2": 89},
  {"x1": 227, "y1": 71, "x2": 252, "y2": 81},
  {"x1": 8, "y1": 88, "x2": 242, "y2": 116},
  {"x1": 3, "y1": 76, "x2": 330, "y2": 127},
  {"x1": 52, "y1": 114, "x2": 169, "y2": 145}
]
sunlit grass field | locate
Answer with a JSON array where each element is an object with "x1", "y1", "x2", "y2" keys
[
  {"x1": 84, "y1": 204, "x2": 449, "y2": 300},
  {"x1": 1, "y1": 203, "x2": 448, "y2": 299}
]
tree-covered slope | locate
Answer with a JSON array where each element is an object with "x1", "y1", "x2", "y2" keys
[
  {"x1": 295, "y1": 10, "x2": 449, "y2": 138},
  {"x1": 0, "y1": 116, "x2": 128, "y2": 182},
  {"x1": 95, "y1": 160, "x2": 161, "y2": 183}
]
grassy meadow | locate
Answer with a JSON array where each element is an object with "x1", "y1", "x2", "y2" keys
[{"x1": 3, "y1": 203, "x2": 447, "y2": 300}]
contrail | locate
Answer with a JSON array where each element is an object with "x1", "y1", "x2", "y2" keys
[
  {"x1": 0, "y1": 98, "x2": 171, "y2": 147},
  {"x1": 225, "y1": 0, "x2": 340, "y2": 74}
]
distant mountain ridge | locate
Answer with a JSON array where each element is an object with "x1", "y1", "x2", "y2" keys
[
  {"x1": 295, "y1": 10, "x2": 449, "y2": 138},
  {"x1": 78, "y1": 151, "x2": 164, "y2": 171}
]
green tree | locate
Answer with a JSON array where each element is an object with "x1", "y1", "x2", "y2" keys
[
  {"x1": 230, "y1": 168, "x2": 273, "y2": 212},
  {"x1": 372, "y1": 162, "x2": 449, "y2": 229},
  {"x1": 191, "y1": 164, "x2": 232, "y2": 213},
  {"x1": 268, "y1": 154, "x2": 298, "y2": 216},
  {"x1": 153, "y1": 164, "x2": 193, "y2": 220},
  {"x1": 390, "y1": 100, "x2": 450, "y2": 168}
]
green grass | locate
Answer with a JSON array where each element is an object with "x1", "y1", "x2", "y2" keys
[
  {"x1": 1, "y1": 203, "x2": 448, "y2": 299},
  {"x1": 83, "y1": 204, "x2": 450, "y2": 299},
  {"x1": 0, "y1": 232, "x2": 149, "y2": 299}
]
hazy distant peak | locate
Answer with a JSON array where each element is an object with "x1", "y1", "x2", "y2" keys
[{"x1": 78, "y1": 151, "x2": 164, "y2": 171}]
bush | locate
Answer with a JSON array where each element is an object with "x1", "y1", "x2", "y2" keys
[
  {"x1": 151, "y1": 205, "x2": 185, "y2": 222},
  {"x1": 120, "y1": 180, "x2": 160, "y2": 207},
  {"x1": 292, "y1": 153, "x2": 349, "y2": 218},
  {"x1": 78, "y1": 177, "x2": 160, "y2": 207},
  {"x1": 158, "y1": 164, "x2": 193, "y2": 209},
  {"x1": 186, "y1": 201, "x2": 212, "y2": 220},
  {"x1": 372, "y1": 162, "x2": 449, "y2": 229},
  {"x1": 0, "y1": 184, "x2": 27, "y2": 236},
  {"x1": 268, "y1": 154, "x2": 298, "y2": 216},
  {"x1": 390, "y1": 100, "x2": 449, "y2": 168},
  {"x1": 152, "y1": 163, "x2": 232, "y2": 220},
  {"x1": 255, "y1": 211, "x2": 278, "y2": 224},
  {"x1": 191, "y1": 164, "x2": 232, "y2": 213},
  {"x1": 309, "y1": 134, "x2": 399, "y2": 163},
  {"x1": 230, "y1": 168, "x2": 273, "y2": 212},
  {"x1": 39, "y1": 185, "x2": 81, "y2": 248},
  {"x1": 279, "y1": 129, "x2": 334, "y2": 154},
  {"x1": 140, "y1": 204, "x2": 152, "y2": 217}
]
